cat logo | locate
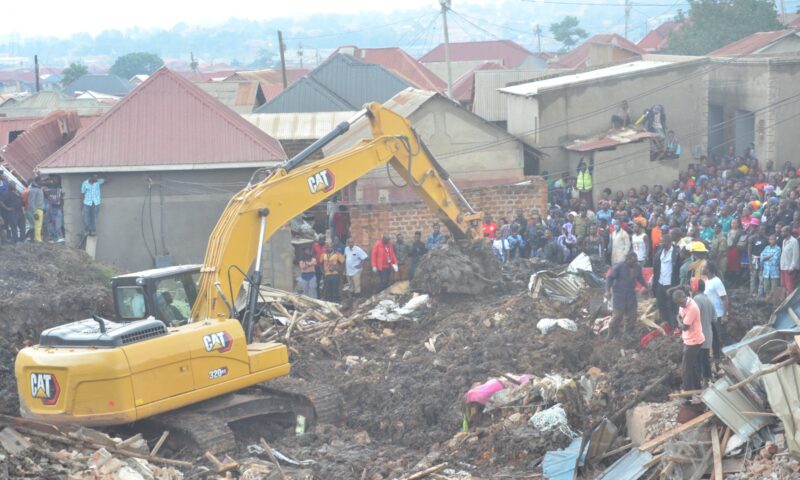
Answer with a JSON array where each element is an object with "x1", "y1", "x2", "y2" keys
[
  {"x1": 30, "y1": 373, "x2": 60, "y2": 405},
  {"x1": 307, "y1": 169, "x2": 335, "y2": 194},
  {"x1": 203, "y1": 331, "x2": 233, "y2": 353}
]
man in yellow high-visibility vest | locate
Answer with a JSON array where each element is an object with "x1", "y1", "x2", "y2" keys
[{"x1": 576, "y1": 161, "x2": 593, "y2": 209}]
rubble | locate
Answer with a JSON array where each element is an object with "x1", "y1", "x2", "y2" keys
[{"x1": 410, "y1": 243, "x2": 501, "y2": 295}]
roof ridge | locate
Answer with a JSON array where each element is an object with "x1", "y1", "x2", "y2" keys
[{"x1": 42, "y1": 68, "x2": 284, "y2": 168}]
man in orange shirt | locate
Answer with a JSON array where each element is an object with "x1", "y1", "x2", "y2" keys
[
  {"x1": 322, "y1": 248, "x2": 345, "y2": 302},
  {"x1": 672, "y1": 289, "x2": 705, "y2": 392}
]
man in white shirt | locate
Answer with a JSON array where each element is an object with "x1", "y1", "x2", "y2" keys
[
  {"x1": 703, "y1": 263, "x2": 730, "y2": 359},
  {"x1": 780, "y1": 225, "x2": 800, "y2": 293},
  {"x1": 344, "y1": 237, "x2": 369, "y2": 295}
]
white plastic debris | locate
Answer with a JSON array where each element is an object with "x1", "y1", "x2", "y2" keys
[
  {"x1": 529, "y1": 404, "x2": 575, "y2": 436},
  {"x1": 368, "y1": 294, "x2": 430, "y2": 322},
  {"x1": 537, "y1": 318, "x2": 578, "y2": 334}
]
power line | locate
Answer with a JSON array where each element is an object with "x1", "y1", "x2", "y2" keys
[
  {"x1": 521, "y1": 0, "x2": 688, "y2": 6},
  {"x1": 283, "y1": 13, "x2": 432, "y2": 41}
]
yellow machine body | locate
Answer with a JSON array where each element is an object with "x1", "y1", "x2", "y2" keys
[{"x1": 16, "y1": 318, "x2": 289, "y2": 425}]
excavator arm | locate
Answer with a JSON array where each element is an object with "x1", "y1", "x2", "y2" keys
[{"x1": 191, "y1": 102, "x2": 478, "y2": 326}]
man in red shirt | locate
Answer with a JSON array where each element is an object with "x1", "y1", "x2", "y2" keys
[
  {"x1": 672, "y1": 289, "x2": 706, "y2": 393},
  {"x1": 371, "y1": 233, "x2": 399, "y2": 292},
  {"x1": 482, "y1": 213, "x2": 498, "y2": 239}
]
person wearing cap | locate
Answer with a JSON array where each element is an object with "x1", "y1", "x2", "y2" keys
[
  {"x1": 780, "y1": 225, "x2": 800, "y2": 293},
  {"x1": 748, "y1": 220, "x2": 768, "y2": 295},
  {"x1": 760, "y1": 234, "x2": 781, "y2": 296},
  {"x1": 606, "y1": 251, "x2": 647, "y2": 338},
  {"x1": 688, "y1": 241, "x2": 708, "y2": 284}
]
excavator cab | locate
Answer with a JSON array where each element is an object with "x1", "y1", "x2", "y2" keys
[{"x1": 111, "y1": 265, "x2": 202, "y2": 326}]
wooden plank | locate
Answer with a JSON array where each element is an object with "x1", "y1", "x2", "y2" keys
[
  {"x1": 150, "y1": 430, "x2": 169, "y2": 457},
  {"x1": 711, "y1": 424, "x2": 723, "y2": 480},
  {"x1": 638, "y1": 411, "x2": 714, "y2": 452},
  {"x1": 726, "y1": 357, "x2": 797, "y2": 392},
  {"x1": 668, "y1": 390, "x2": 703, "y2": 399},
  {"x1": 720, "y1": 427, "x2": 732, "y2": 456}
]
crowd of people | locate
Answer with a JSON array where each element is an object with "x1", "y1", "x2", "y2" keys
[{"x1": 0, "y1": 172, "x2": 108, "y2": 245}]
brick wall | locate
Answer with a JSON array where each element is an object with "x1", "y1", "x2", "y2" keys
[{"x1": 348, "y1": 178, "x2": 548, "y2": 249}]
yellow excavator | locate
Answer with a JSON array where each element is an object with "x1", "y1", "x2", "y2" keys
[{"x1": 15, "y1": 102, "x2": 480, "y2": 452}]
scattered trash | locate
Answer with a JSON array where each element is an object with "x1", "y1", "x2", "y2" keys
[
  {"x1": 529, "y1": 404, "x2": 574, "y2": 436},
  {"x1": 537, "y1": 318, "x2": 578, "y2": 334},
  {"x1": 367, "y1": 294, "x2": 430, "y2": 322}
]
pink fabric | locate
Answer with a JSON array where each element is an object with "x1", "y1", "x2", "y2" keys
[{"x1": 465, "y1": 375, "x2": 532, "y2": 405}]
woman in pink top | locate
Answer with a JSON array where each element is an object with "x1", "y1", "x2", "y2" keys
[{"x1": 672, "y1": 288, "x2": 705, "y2": 393}]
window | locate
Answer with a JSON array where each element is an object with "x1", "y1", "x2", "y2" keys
[
  {"x1": 154, "y1": 277, "x2": 191, "y2": 326},
  {"x1": 116, "y1": 287, "x2": 146, "y2": 320},
  {"x1": 523, "y1": 146, "x2": 540, "y2": 176}
]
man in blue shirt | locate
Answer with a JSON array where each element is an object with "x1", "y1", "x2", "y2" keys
[
  {"x1": 81, "y1": 174, "x2": 108, "y2": 236},
  {"x1": 425, "y1": 222, "x2": 444, "y2": 250},
  {"x1": 606, "y1": 251, "x2": 648, "y2": 338}
]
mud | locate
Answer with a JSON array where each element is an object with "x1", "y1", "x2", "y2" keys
[
  {"x1": 0, "y1": 244, "x2": 116, "y2": 415},
  {"x1": 411, "y1": 244, "x2": 502, "y2": 295}
]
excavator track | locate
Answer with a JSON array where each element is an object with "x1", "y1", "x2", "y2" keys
[{"x1": 140, "y1": 379, "x2": 344, "y2": 456}]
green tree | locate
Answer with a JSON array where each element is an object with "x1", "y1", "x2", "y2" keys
[
  {"x1": 109, "y1": 52, "x2": 164, "y2": 79},
  {"x1": 668, "y1": 0, "x2": 783, "y2": 55},
  {"x1": 61, "y1": 62, "x2": 88, "y2": 86},
  {"x1": 550, "y1": 16, "x2": 588, "y2": 51}
]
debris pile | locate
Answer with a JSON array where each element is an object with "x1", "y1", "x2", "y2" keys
[{"x1": 411, "y1": 244, "x2": 501, "y2": 295}]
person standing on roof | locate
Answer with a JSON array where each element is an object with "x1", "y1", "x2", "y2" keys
[
  {"x1": 372, "y1": 233, "x2": 398, "y2": 292},
  {"x1": 606, "y1": 252, "x2": 648, "y2": 338},
  {"x1": 81, "y1": 173, "x2": 108, "y2": 236},
  {"x1": 576, "y1": 161, "x2": 593, "y2": 209}
]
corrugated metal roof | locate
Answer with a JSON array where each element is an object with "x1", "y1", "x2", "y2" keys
[
  {"x1": 0, "y1": 91, "x2": 111, "y2": 118},
  {"x1": 0, "y1": 115, "x2": 100, "y2": 146},
  {"x1": 565, "y1": 129, "x2": 659, "y2": 152},
  {"x1": 473, "y1": 69, "x2": 562, "y2": 121},
  {"x1": 595, "y1": 449, "x2": 653, "y2": 480},
  {"x1": 551, "y1": 34, "x2": 645, "y2": 69},
  {"x1": 501, "y1": 61, "x2": 673, "y2": 97},
  {"x1": 542, "y1": 437, "x2": 584, "y2": 480},
  {"x1": 39, "y1": 67, "x2": 286, "y2": 172},
  {"x1": 195, "y1": 81, "x2": 265, "y2": 114},
  {"x1": 702, "y1": 376, "x2": 774, "y2": 438},
  {"x1": 335, "y1": 46, "x2": 446, "y2": 92},
  {"x1": 321, "y1": 88, "x2": 438, "y2": 156},
  {"x1": 451, "y1": 61, "x2": 505, "y2": 103},
  {"x1": 226, "y1": 69, "x2": 308, "y2": 85},
  {"x1": 420, "y1": 40, "x2": 538, "y2": 67},
  {"x1": 258, "y1": 54, "x2": 412, "y2": 114},
  {"x1": 710, "y1": 29, "x2": 800, "y2": 57},
  {"x1": 243, "y1": 111, "x2": 356, "y2": 140},
  {"x1": 63, "y1": 74, "x2": 134, "y2": 96},
  {"x1": 3, "y1": 111, "x2": 82, "y2": 180}
]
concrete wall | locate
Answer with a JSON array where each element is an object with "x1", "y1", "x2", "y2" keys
[
  {"x1": 709, "y1": 58, "x2": 800, "y2": 168},
  {"x1": 506, "y1": 59, "x2": 709, "y2": 178},
  {"x1": 333, "y1": 96, "x2": 526, "y2": 203},
  {"x1": 574, "y1": 141, "x2": 682, "y2": 199},
  {"x1": 60, "y1": 168, "x2": 293, "y2": 290}
]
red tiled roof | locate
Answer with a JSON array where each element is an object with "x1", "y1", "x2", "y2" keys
[
  {"x1": 3, "y1": 111, "x2": 82, "y2": 180},
  {"x1": 637, "y1": 21, "x2": 683, "y2": 52},
  {"x1": 709, "y1": 29, "x2": 800, "y2": 56},
  {"x1": 419, "y1": 40, "x2": 537, "y2": 67},
  {"x1": 551, "y1": 34, "x2": 645, "y2": 69},
  {"x1": 334, "y1": 46, "x2": 446, "y2": 92},
  {"x1": 451, "y1": 61, "x2": 506, "y2": 103},
  {"x1": 40, "y1": 68, "x2": 286, "y2": 172}
]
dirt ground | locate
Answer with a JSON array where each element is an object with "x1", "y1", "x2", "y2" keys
[
  {"x1": 0, "y1": 244, "x2": 761, "y2": 479},
  {"x1": 0, "y1": 244, "x2": 116, "y2": 416}
]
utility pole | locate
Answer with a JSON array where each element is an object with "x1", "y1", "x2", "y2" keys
[
  {"x1": 34, "y1": 55, "x2": 40, "y2": 92},
  {"x1": 624, "y1": 0, "x2": 631, "y2": 40},
  {"x1": 534, "y1": 25, "x2": 542, "y2": 53},
  {"x1": 277, "y1": 31, "x2": 288, "y2": 88},
  {"x1": 439, "y1": 0, "x2": 454, "y2": 99},
  {"x1": 780, "y1": 0, "x2": 786, "y2": 20}
]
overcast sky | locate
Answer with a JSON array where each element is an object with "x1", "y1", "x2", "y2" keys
[{"x1": 7, "y1": 0, "x2": 497, "y2": 38}]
